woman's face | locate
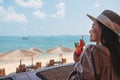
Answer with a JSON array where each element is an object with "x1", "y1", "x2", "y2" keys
[{"x1": 89, "y1": 20, "x2": 101, "y2": 43}]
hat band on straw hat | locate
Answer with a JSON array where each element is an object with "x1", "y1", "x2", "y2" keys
[{"x1": 97, "y1": 14, "x2": 120, "y2": 36}]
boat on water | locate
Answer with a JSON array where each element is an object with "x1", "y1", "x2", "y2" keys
[
  {"x1": 22, "y1": 37, "x2": 29, "y2": 40},
  {"x1": 0, "y1": 63, "x2": 74, "y2": 80}
]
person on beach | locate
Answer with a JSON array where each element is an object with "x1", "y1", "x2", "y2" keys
[{"x1": 68, "y1": 10, "x2": 120, "y2": 80}]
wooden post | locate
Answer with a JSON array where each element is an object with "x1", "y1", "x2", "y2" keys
[
  {"x1": 31, "y1": 57, "x2": 33, "y2": 69},
  {"x1": 20, "y1": 59, "x2": 22, "y2": 65}
]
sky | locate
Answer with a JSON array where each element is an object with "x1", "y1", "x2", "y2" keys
[{"x1": 0, "y1": 0, "x2": 120, "y2": 36}]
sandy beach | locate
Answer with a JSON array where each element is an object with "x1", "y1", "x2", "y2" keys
[{"x1": 0, "y1": 47, "x2": 74, "y2": 75}]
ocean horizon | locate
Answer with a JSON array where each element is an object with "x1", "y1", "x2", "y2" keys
[{"x1": 0, "y1": 35, "x2": 94, "y2": 53}]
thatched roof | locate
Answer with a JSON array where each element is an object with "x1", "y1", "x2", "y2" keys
[
  {"x1": 0, "y1": 48, "x2": 43, "y2": 62},
  {"x1": 46, "y1": 46, "x2": 74, "y2": 54}
]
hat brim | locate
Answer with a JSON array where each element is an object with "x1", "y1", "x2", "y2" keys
[
  {"x1": 87, "y1": 11, "x2": 120, "y2": 36},
  {"x1": 87, "y1": 14, "x2": 96, "y2": 21}
]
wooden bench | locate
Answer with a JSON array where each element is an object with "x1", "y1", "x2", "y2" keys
[
  {"x1": 46, "y1": 59, "x2": 55, "y2": 67},
  {"x1": 16, "y1": 64, "x2": 26, "y2": 73},
  {"x1": 62, "y1": 58, "x2": 67, "y2": 64},
  {"x1": 34, "y1": 62, "x2": 42, "y2": 70},
  {"x1": 0, "y1": 68, "x2": 5, "y2": 76}
]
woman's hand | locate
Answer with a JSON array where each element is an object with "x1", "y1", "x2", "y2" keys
[
  {"x1": 73, "y1": 52, "x2": 80, "y2": 62},
  {"x1": 73, "y1": 39, "x2": 85, "y2": 63}
]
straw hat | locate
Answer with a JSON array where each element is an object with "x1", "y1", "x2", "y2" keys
[{"x1": 87, "y1": 10, "x2": 120, "y2": 36}]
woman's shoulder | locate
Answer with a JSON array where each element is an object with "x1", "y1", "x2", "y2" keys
[
  {"x1": 84, "y1": 44, "x2": 97, "y2": 51},
  {"x1": 85, "y1": 44, "x2": 104, "y2": 51},
  {"x1": 84, "y1": 44, "x2": 110, "y2": 57},
  {"x1": 81, "y1": 44, "x2": 96, "y2": 57}
]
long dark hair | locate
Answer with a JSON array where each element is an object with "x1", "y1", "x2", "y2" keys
[{"x1": 97, "y1": 21, "x2": 120, "y2": 76}]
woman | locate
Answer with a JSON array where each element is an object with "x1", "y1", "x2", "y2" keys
[{"x1": 69, "y1": 10, "x2": 120, "y2": 80}]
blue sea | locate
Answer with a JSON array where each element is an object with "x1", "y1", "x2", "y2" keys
[{"x1": 0, "y1": 35, "x2": 94, "y2": 53}]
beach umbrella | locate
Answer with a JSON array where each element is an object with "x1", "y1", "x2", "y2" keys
[
  {"x1": 0, "y1": 48, "x2": 43, "y2": 62},
  {"x1": 46, "y1": 46, "x2": 74, "y2": 61},
  {"x1": 47, "y1": 46, "x2": 74, "y2": 54}
]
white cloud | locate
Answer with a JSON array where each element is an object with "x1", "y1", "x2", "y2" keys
[
  {"x1": 51, "y1": 2, "x2": 65, "y2": 18},
  {"x1": 0, "y1": 0, "x2": 3, "y2": 3},
  {"x1": 0, "y1": 6, "x2": 28, "y2": 23},
  {"x1": 16, "y1": 0, "x2": 43, "y2": 9},
  {"x1": 0, "y1": 6, "x2": 5, "y2": 19},
  {"x1": 0, "y1": 6, "x2": 4, "y2": 12},
  {"x1": 93, "y1": 3, "x2": 101, "y2": 8},
  {"x1": 33, "y1": 10, "x2": 47, "y2": 19}
]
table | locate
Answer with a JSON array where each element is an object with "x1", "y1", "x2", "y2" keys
[{"x1": 54, "y1": 61, "x2": 62, "y2": 65}]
